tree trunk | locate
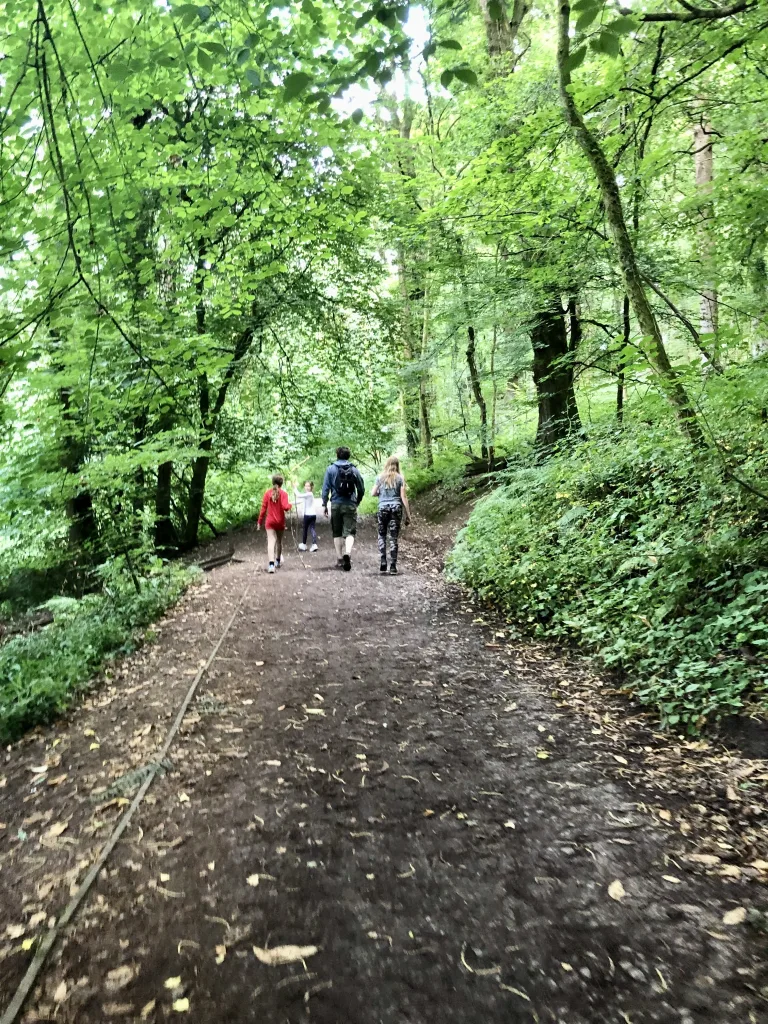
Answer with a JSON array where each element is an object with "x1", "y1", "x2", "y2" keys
[
  {"x1": 693, "y1": 116, "x2": 718, "y2": 342},
  {"x1": 466, "y1": 325, "x2": 490, "y2": 463},
  {"x1": 420, "y1": 279, "x2": 433, "y2": 467},
  {"x1": 477, "y1": 0, "x2": 529, "y2": 56},
  {"x1": 398, "y1": 248, "x2": 422, "y2": 457},
  {"x1": 531, "y1": 297, "x2": 580, "y2": 451},
  {"x1": 154, "y1": 461, "x2": 176, "y2": 553},
  {"x1": 617, "y1": 294, "x2": 630, "y2": 425},
  {"x1": 556, "y1": 1, "x2": 705, "y2": 447},
  {"x1": 183, "y1": 439, "x2": 212, "y2": 550}
]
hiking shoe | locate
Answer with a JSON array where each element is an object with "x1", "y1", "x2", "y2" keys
[
  {"x1": 275, "y1": 559, "x2": 281, "y2": 568},
  {"x1": 389, "y1": 563, "x2": 398, "y2": 575},
  {"x1": 298, "y1": 543, "x2": 307, "y2": 551},
  {"x1": 342, "y1": 553, "x2": 351, "y2": 572},
  {"x1": 336, "y1": 558, "x2": 344, "y2": 569},
  {"x1": 380, "y1": 559, "x2": 388, "y2": 573},
  {"x1": 268, "y1": 562, "x2": 275, "y2": 574},
  {"x1": 310, "y1": 544, "x2": 318, "y2": 552}
]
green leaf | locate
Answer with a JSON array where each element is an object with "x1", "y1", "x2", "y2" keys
[
  {"x1": 245, "y1": 69, "x2": 261, "y2": 88},
  {"x1": 283, "y1": 71, "x2": 312, "y2": 100},
  {"x1": 236, "y1": 47, "x2": 250, "y2": 65},
  {"x1": 201, "y1": 41, "x2": 227, "y2": 56},
  {"x1": 355, "y1": 9, "x2": 376, "y2": 28},
  {"x1": 438, "y1": 39, "x2": 463, "y2": 50},
  {"x1": 591, "y1": 30, "x2": 621, "y2": 56},
  {"x1": 351, "y1": 108, "x2": 364, "y2": 124},
  {"x1": 453, "y1": 66, "x2": 478, "y2": 86},
  {"x1": 441, "y1": 69, "x2": 454, "y2": 88},
  {"x1": 564, "y1": 44, "x2": 587, "y2": 72},
  {"x1": 197, "y1": 4, "x2": 211, "y2": 20},
  {"x1": 604, "y1": 15, "x2": 638, "y2": 34},
  {"x1": 107, "y1": 62, "x2": 131, "y2": 83},
  {"x1": 196, "y1": 47, "x2": 214, "y2": 73},
  {"x1": 575, "y1": 7, "x2": 600, "y2": 31},
  {"x1": 375, "y1": 7, "x2": 398, "y2": 29}
]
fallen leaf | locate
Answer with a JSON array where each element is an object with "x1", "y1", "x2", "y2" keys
[
  {"x1": 255, "y1": 661, "x2": 265, "y2": 666},
  {"x1": 720, "y1": 865, "x2": 742, "y2": 879},
  {"x1": 722, "y1": 907, "x2": 747, "y2": 926},
  {"x1": 561, "y1": 962, "x2": 573, "y2": 972},
  {"x1": 172, "y1": 998, "x2": 190, "y2": 1012},
  {"x1": 687, "y1": 854, "x2": 721, "y2": 867},
  {"x1": 103, "y1": 1003, "x2": 135, "y2": 1016},
  {"x1": 662, "y1": 875, "x2": 682, "y2": 885},
  {"x1": 164, "y1": 977, "x2": 182, "y2": 990},
  {"x1": 21, "y1": 938, "x2": 35, "y2": 951},
  {"x1": 28, "y1": 766, "x2": 48, "y2": 774},
  {"x1": 504, "y1": 820, "x2": 516, "y2": 829},
  {"x1": 751, "y1": 860, "x2": 768, "y2": 872},
  {"x1": 140, "y1": 999, "x2": 156, "y2": 1019},
  {"x1": 84, "y1": 729, "x2": 96, "y2": 737},
  {"x1": 6, "y1": 925, "x2": 25, "y2": 940},
  {"x1": 658, "y1": 809, "x2": 672, "y2": 822},
  {"x1": 89, "y1": 743, "x2": 100, "y2": 751},
  {"x1": 46, "y1": 821, "x2": 69, "y2": 838},
  {"x1": 208, "y1": 862, "x2": 215, "y2": 871},
  {"x1": 178, "y1": 793, "x2": 189, "y2": 804},
  {"x1": 253, "y1": 944, "x2": 318, "y2": 966},
  {"x1": 612, "y1": 754, "x2": 628, "y2": 765},
  {"x1": 536, "y1": 750, "x2": 549, "y2": 759},
  {"x1": 105, "y1": 965, "x2": 136, "y2": 992},
  {"x1": 423, "y1": 809, "x2": 434, "y2": 817},
  {"x1": 53, "y1": 981, "x2": 67, "y2": 1003},
  {"x1": 246, "y1": 874, "x2": 260, "y2": 887},
  {"x1": 608, "y1": 880, "x2": 626, "y2": 902},
  {"x1": 215, "y1": 945, "x2": 226, "y2": 964},
  {"x1": 159, "y1": 873, "x2": 170, "y2": 883}
]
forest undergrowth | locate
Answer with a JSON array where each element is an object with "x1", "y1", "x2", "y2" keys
[{"x1": 450, "y1": 367, "x2": 768, "y2": 731}]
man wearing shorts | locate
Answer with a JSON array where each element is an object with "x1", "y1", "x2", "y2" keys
[{"x1": 321, "y1": 446, "x2": 365, "y2": 571}]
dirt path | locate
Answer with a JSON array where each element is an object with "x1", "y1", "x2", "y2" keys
[{"x1": 1, "y1": 511, "x2": 766, "y2": 1023}]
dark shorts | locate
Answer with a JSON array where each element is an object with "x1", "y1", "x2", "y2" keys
[{"x1": 330, "y1": 503, "x2": 357, "y2": 538}]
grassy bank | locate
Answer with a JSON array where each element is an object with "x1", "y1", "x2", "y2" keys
[
  {"x1": 447, "y1": 416, "x2": 768, "y2": 730},
  {"x1": 0, "y1": 565, "x2": 193, "y2": 743}
]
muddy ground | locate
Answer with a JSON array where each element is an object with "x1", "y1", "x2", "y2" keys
[{"x1": 0, "y1": 508, "x2": 767, "y2": 1023}]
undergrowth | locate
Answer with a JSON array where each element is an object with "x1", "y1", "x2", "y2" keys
[
  {"x1": 448, "y1": 417, "x2": 768, "y2": 730},
  {"x1": 0, "y1": 564, "x2": 194, "y2": 743}
]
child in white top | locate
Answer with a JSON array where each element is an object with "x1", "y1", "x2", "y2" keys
[{"x1": 294, "y1": 480, "x2": 319, "y2": 552}]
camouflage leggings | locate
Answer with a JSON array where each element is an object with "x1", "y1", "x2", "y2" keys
[{"x1": 377, "y1": 505, "x2": 403, "y2": 563}]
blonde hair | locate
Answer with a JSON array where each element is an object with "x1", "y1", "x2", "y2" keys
[
  {"x1": 271, "y1": 473, "x2": 284, "y2": 502},
  {"x1": 381, "y1": 456, "x2": 401, "y2": 489}
]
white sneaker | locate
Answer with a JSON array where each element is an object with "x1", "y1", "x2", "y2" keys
[
  {"x1": 298, "y1": 543, "x2": 307, "y2": 551},
  {"x1": 310, "y1": 544, "x2": 318, "y2": 552},
  {"x1": 268, "y1": 563, "x2": 275, "y2": 573}
]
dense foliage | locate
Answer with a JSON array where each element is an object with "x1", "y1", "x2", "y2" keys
[
  {"x1": 449, "y1": 367, "x2": 768, "y2": 728},
  {"x1": 1, "y1": 0, "x2": 768, "y2": 733}
]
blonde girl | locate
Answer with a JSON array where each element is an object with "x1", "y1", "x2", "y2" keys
[{"x1": 371, "y1": 456, "x2": 411, "y2": 575}]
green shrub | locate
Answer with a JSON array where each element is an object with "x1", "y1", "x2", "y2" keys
[
  {"x1": 0, "y1": 565, "x2": 194, "y2": 742},
  {"x1": 447, "y1": 421, "x2": 768, "y2": 730}
]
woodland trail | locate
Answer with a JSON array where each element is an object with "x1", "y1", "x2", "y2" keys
[{"x1": 0, "y1": 510, "x2": 766, "y2": 1024}]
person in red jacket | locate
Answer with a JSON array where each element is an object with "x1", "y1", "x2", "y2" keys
[{"x1": 257, "y1": 474, "x2": 292, "y2": 573}]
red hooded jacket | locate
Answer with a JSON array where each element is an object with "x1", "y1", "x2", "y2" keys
[{"x1": 258, "y1": 487, "x2": 292, "y2": 530}]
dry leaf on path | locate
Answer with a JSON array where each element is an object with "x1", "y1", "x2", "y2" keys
[
  {"x1": 687, "y1": 854, "x2": 721, "y2": 867},
  {"x1": 53, "y1": 981, "x2": 67, "y2": 1003},
  {"x1": 215, "y1": 945, "x2": 226, "y2": 964},
  {"x1": 253, "y1": 944, "x2": 318, "y2": 966},
  {"x1": 246, "y1": 874, "x2": 260, "y2": 887},
  {"x1": 172, "y1": 998, "x2": 190, "y2": 1012},
  {"x1": 46, "y1": 821, "x2": 69, "y2": 838},
  {"x1": 6, "y1": 925, "x2": 25, "y2": 940},
  {"x1": 140, "y1": 999, "x2": 156, "y2": 1019},
  {"x1": 612, "y1": 755, "x2": 628, "y2": 765},
  {"x1": 164, "y1": 976, "x2": 182, "y2": 990},
  {"x1": 105, "y1": 965, "x2": 137, "y2": 992},
  {"x1": 608, "y1": 880, "x2": 626, "y2": 901},
  {"x1": 722, "y1": 907, "x2": 747, "y2": 926}
]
